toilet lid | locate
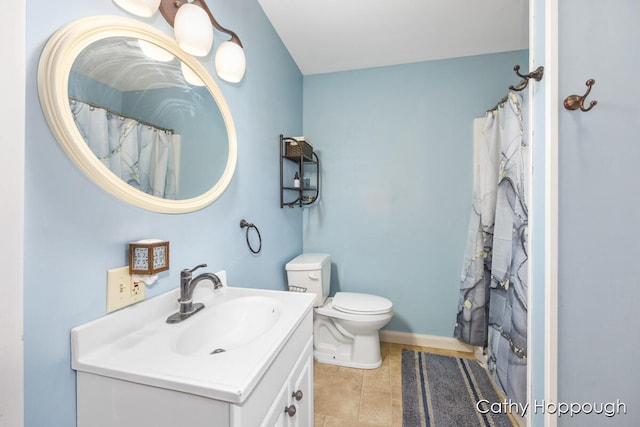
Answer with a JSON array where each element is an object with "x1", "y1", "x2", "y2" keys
[{"x1": 332, "y1": 292, "x2": 393, "y2": 315}]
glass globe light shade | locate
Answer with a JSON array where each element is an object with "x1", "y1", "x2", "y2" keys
[
  {"x1": 174, "y1": 3, "x2": 214, "y2": 57},
  {"x1": 215, "y1": 41, "x2": 246, "y2": 83},
  {"x1": 180, "y1": 62, "x2": 205, "y2": 86},
  {"x1": 113, "y1": 0, "x2": 161, "y2": 18},
  {"x1": 137, "y1": 39, "x2": 175, "y2": 62}
]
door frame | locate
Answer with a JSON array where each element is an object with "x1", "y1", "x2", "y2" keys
[
  {"x1": 1, "y1": 0, "x2": 26, "y2": 425},
  {"x1": 542, "y1": 0, "x2": 559, "y2": 425},
  {"x1": 528, "y1": 0, "x2": 559, "y2": 426}
]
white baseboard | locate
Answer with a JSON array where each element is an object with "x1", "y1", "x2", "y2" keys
[{"x1": 379, "y1": 330, "x2": 474, "y2": 353}]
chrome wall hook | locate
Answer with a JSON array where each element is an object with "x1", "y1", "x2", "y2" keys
[{"x1": 564, "y1": 79, "x2": 598, "y2": 112}]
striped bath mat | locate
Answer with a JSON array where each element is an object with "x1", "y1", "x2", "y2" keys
[{"x1": 401, "y1": 349, "x2": 514, "y2": 426}]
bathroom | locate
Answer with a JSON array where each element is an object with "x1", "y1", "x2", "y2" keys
[{"x1": 4, "y1": 0, "x2": 640, "y2": 426}]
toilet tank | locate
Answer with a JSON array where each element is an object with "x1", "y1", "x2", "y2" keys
[{"x1": 285, "y1": 253, "x2": 331, "y2": 307}]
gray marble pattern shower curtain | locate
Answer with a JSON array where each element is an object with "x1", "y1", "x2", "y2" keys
[
  {"x1": 454, "y1": 90, "x2": 528, "y2": 405},
  {"x1": 70, "y1": 99, "x2": 179, "y2": 199}
]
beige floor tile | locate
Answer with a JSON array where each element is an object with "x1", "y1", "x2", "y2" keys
[
  {"x1": 314, "y1": 370, "x2": 362, "y2": 420},
  {"x1": 362, "y1": 364, "x2": 390, "y2": 391},
  {"x1": 390, "y1": 381, "x2": 402, "y2": 406},
  {"x1": 314, "y1": 360, "x2": 339, "y2": 376},
  {"x1": 417, "y1": 346, "x2": 474, "y2": 359},
  {"x1": 388, "y1": 343, "x2": 405, "y2": 358},
  {"x1": 336, "y1": 365, "x2": 365, "y2": 381},
  {"x1": 323, "y1": 416, "x2": 382, "y2": 427},
  {"x1": 391, "y1": 403, "x2": 403, "y2": 427},
  {"x1": 359, "y1": 388, "x2": 393, "y2": 425}
]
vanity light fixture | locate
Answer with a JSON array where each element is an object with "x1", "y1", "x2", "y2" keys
[{"x1": 113, "y1": 0, "x2": 246, "y2": 83}]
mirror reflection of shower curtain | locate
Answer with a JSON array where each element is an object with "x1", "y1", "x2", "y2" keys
[
  {"x1": 70, "y1": 100, "x2": 179, "y2": 199},
  {"x1": 454, "y1": 90, "x2": 528, "y2": 405}
]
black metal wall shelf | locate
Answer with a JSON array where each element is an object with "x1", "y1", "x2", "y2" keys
[{"x1": 280, "y1": 134, "x2": 320, "y2": 208}]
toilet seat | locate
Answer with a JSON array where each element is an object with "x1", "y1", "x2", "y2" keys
[{"x1": 331, "y1": 292, "x2": 393, "y2": 315}]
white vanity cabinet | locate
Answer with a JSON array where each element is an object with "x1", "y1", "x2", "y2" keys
[
  {"x1": 230, "y1": 333, "x2": 313, "y2": 427},
  {"x1": 261, "y1": 340, "x2": 313, "y2": 426},
  {"x1": 77, "y1": 313, "x2": 313, "y2": 427},
  {"x1": 72, "y1": 286, "x2": 316, "y2": 427}
]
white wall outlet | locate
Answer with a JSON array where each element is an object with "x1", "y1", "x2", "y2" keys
[{"x1": 106, "y1": 266, "x2": 145, "y2": 312}]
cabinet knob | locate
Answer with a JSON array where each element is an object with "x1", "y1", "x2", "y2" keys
[
  {"x1": 292, "y1": 390, "x2": 303, "y2": 401},
  {"x1": 284, "y1": 405, "x2": 297, "y2": 417}
]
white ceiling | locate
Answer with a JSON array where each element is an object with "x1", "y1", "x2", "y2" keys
[{"x1": 257, "y1": 0, "x2": 529, "y2": 75}]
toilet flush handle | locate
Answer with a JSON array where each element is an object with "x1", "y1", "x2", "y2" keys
[{"x1": 308, "y1": 272, "x2": 319, "y2": 280}]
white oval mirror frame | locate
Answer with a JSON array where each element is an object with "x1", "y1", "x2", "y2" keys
[{"x1": 38, "y1": 15, "x2": 238, "y2": 214}]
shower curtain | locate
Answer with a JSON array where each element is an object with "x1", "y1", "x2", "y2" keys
[
  {"x1": 454, "y1": 90, "x2": 528, "y2": 405},
  {"x1": 70, "y1": 99, "x2": 179, "y2": 199}
]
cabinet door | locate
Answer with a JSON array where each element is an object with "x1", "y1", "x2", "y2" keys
[
  {"x1": 287, "y1": 356, "x2": 313, "y2": 427},
  {"x1": 260, "y1": 380, "x2": 289, "y2": 427},
  {"x1": 260, "y1": 338, "x2": 314, "y2": 427}
]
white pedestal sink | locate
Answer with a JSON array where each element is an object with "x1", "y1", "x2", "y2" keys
[{"x1": 71, "y1": 272, "x2": 316, "y2": 426}]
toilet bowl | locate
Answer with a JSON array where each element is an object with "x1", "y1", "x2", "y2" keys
[
  {"x1": 285, "y1": 254, "x2": 393, "y2": 369},
  {"x1": 314, "y1": 292, "x2": 393, "y2": 368}
]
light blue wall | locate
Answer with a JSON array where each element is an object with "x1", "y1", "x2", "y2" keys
[
  {"x1": 69, "y1": 71, "x2": 124, "y2": 111},
  {"x1": 24, "y1": 0, "x2": 302, "y2": 425},
  {"x1": 302, "y1": 50, "x2": 528, "y2": 336},
  {"x1": 557, "y1": 1, "x2": 640, "y2": 425}
]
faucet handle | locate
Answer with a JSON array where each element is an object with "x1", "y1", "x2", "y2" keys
[
  {"x1": 182, "y1": 264, "x2": 207, "y2": 276},
  {"x1": 188, "y1": 263, "x2": 207, "y2": 273}
]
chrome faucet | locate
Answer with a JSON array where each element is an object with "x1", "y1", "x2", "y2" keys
[{"x1": 166, "y1": 263, "x2": 223, "y2": 324}]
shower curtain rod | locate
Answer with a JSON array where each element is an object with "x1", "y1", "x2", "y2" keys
[
  {"x1": 487, "y1": 92, "x2": 513, "y2": 113},
  {"x1": 69, "y1": 97, "x2": 175, "y2": 134}
]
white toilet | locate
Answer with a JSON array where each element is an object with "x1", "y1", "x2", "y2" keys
[{"x1": 285, "y1": 253, "x2": 393, "y2": 369}]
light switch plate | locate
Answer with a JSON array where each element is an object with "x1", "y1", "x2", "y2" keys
[{"x1": 106, "y1": 266, "x2": 145, "y2": 312}]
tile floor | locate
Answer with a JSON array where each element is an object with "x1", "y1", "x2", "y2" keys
[{"x1": 313, "y1": 342, "x2": 476, "y2": 427}]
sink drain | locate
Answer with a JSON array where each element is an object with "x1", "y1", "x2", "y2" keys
[{"x1": 210, "y1": 348, "x2": 226, "y2": 355}]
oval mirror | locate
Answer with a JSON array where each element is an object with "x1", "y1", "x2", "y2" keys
[{"x1": 38, "y1": 16, "x2": 237, "y2": 213}]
